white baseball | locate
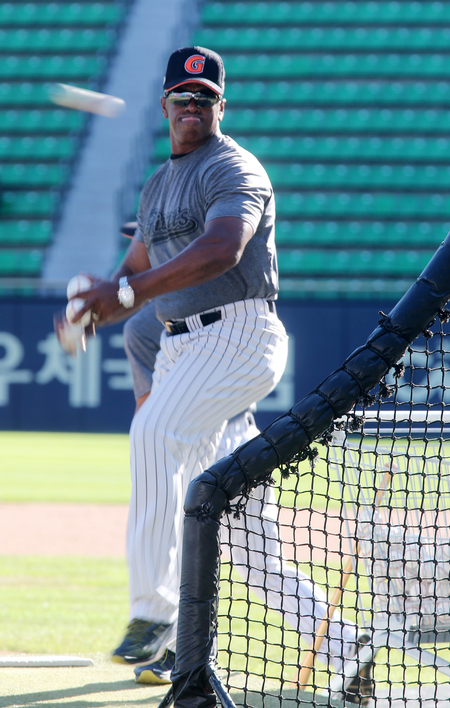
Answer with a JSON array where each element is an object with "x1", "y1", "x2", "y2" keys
[
  {"x1": 67, "y1": 274, "x2": 93, "y2": 300},
  {"x1": 48, "y1": 83, "x2": 126, "y2": 118},
  {"x1": 58, "y1": 320, "x2": 83, "y2": 356},
  {"x1": 66, "y1": 297, "x2": 91, "y2": 328}
]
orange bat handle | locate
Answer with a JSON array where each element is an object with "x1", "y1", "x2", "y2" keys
[
  {"x1": 298, "y1": 554, "x2": 354, "y2": 688},
  {"x1": 298, "y1": 466, "x2": 393, "y2": 689}
]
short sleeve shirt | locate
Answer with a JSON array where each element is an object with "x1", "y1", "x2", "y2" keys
[{"x1": 134, "y1": 133, "x2": 278, "y2": 322}]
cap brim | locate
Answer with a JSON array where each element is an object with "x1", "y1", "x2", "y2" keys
[{"x1": 164, "y1": 78, "x2": 223, "y2": 96}]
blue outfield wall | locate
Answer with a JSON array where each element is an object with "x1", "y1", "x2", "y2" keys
[{"x1": 0, "y1": 297, "x2": 398, "y2": 433}]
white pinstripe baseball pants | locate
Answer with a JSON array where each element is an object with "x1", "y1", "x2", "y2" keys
[
  {"x1": 127, "y1": 299, "x2": 288, "y2": 635},
  {"x1": 220, "y1": 414, "x2": 356, "y2": 674}
]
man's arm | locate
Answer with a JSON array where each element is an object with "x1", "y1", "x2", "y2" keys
[
  {"x1": 110, "y1": 239, "x2": 150, "y2": 284},
  {"x1": 55, "y1": 238, "x2": 151, "y2": 354},
  {"x1": 73, "y1": 217, "x2": 253, "y2": 324}
]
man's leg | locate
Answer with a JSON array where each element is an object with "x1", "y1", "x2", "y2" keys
[
  {"x1": 219, "y1": 412, "x2": 357, "y2": 674},
  {"x1": 116, "y1": 300, "x2": 288, "y2": 668},
  {"x1": 135, "y1": 406, "x2": 355, "y2": 684}
]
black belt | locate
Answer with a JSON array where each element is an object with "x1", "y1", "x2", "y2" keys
[{"x1": 164, "y1": 301, "x2": 276, "y2": 336}]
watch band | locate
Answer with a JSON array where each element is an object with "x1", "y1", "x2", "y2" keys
[{"x1": 117, "y1": 276, "x2": 135, "y2": 309}]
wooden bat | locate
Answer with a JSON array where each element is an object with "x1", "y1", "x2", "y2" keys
[
  {"x1": 298, "y1": 461, "x2": 393, "y2": 689},
  {"x1": 298, "y1": 553, "x2": 355, "y2": 688}
]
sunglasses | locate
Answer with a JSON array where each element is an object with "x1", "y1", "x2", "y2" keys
[{"x1": 164, "y1": 91, "x2": 221, "y2": 108}]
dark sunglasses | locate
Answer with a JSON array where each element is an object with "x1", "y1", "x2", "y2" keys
[{"x1": 164, "y1": 91, "x2": 221, "y2": 108}]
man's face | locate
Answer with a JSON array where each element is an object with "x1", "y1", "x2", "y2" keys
[{"x1": 161, "y1": 82, "x2": 225, "y2": 154}]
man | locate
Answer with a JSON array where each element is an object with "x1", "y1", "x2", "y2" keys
[
  {"x1": 119, "y1": 300, "x2": 360, "y2": 690},
  {"x1": 72, "y1": 46, "x2": 372, "y2": 703},
  {"x1": 73, "y1": 42, "x2": 288, "y2": 668}
]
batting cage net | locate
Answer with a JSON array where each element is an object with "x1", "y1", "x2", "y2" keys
[{"x1": 217, "y1": 312, "x2": 450, "y2": 706}]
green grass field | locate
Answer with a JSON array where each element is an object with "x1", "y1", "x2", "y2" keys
[
  {"x1": 0, "y1": 432, "x2": 130, "y2": 503},
  {"x1": 0, "y1": 431, "x2": 448, "y2": 696}
]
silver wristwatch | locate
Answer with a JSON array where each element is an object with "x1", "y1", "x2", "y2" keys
[{"x1": 117, "y1": 276, "x2": 135, "y2": 309}]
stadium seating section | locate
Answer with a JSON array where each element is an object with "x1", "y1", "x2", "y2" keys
[
  {"x1": 139, "y1": 0, "x2": 450, "y2": 299},
  {"x1": 4, "y1": 1, "x2": 450, "y2": 299},
  {"x1": 0, "y1": 1, "x2": 129, "y2": 288}
]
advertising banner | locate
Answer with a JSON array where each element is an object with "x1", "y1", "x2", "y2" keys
[{"x1": 0, "y1": 298, "x2": 395, "y2": 432}]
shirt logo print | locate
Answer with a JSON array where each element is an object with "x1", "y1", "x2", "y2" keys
[
  {"x1": 184, "y1": 54, "x2": 205, "y2": 74},
  {"x1": 145, "y1": 208, "x2": 199, "y2": 244}
]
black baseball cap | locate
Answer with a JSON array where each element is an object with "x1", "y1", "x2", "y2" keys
[{"x1": 163, "y1": 46, "x2": 225, "y2": 97}]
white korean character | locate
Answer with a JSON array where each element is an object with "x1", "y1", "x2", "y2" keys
[
  {"x1": 36, "y1": 333, "x2": 101, "y2": 407},
  {"x1": 0, "y1": 332, "x2": 32, "y2": 405}
]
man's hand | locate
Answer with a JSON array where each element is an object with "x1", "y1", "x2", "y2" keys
[
  {"x1": 53, "y1": 310, "x2": 96, "y2": 355},
  {"x1": 70, "y1": 279, "x2": 122, "y2": 326}
]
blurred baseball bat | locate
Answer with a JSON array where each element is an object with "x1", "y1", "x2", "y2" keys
[{"x1": 298, "y1": 463, "x2": 393, "y2": 689}]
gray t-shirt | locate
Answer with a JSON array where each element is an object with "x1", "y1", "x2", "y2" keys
[{"x1": 134, "y1": 132, "x2": 278, "y2": 322}]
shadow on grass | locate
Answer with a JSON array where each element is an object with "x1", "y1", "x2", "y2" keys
[
  {"x1": 0, "y1": 676, "x2": 345, "y2": 708},
  {"x1": 228, "y1": 679, "x2": 345, "y2": 708},
  {"x1": 0, "y1": 679, "x2": 166, "y2": 708}
]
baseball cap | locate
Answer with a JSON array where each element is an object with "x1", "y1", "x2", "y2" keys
[{"x1": 163, "y1": 46, "x2": 225, "y2": 96}]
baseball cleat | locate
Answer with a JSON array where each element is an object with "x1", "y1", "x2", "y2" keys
[
  {"x1": 343, "y1": 634, "x2": 375, "y2": 706},
  {"x1": 134, "y1": 649, "x2": 175, "y2": 684},
  {"x1": 111, "y1": 619, "x2": 172, "y2": 665}
]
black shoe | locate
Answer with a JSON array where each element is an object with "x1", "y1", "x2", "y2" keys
[
  {"x1": 343, "y1": 634, "x2": 375, "y2": 706},
  {"x1": 111, "y1": 619, "x2": 172, "y2": 665},
  {"x1": 134, "y1": 649, "x2": 176, "y2": 684}
]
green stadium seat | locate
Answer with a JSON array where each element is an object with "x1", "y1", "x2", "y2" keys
[
  {"x1": 0, "y1": 136, "x2": 75, "y2": 159},
  {"x1": 277, "y1": 277, "x2": 416, "y2": 300},
  {"x1": 1, "y1": 191, "x2": 58, "y2": 216},
  {"x1": 222, "y1": 53, "x2": 450, "y2": 79},
  {"x1": 0, "y1": 3, "x2": 123, "y2": 26},
  {"x1": 265, "y1": 163, "x2": 450, "y2": 189},
  {"x1": 201, "y1": 2, "x2": 450, "y2": 25},
  {"x1": 0, "y1": 109, "x2": 85, "y2": 132},
  {"x1": 275, "y1": 192, "x2": 450, "y2": 218},
  {"x1": 0, "y1": 2, "x2": 129, "y2": 291},
  {"x1": 0, "y1": 28, "x2": 114, "y2": 52},
  {"x1": 223, "y1": 107, "x2": 450, "y2": 134},
  {"x1": 0, "y1": 248, "x2": 43, "y2": 275},
  {"x1": 227, "y1": 135, "x2": 450, "y2": 161},
  {"x1": 0, "y1": 163, "x2": 68, "y2": 186},
  {"x1": 195, "y1": 27, "x2": 450, "y2": 52},
  {"x1": 0, "y1": 220, "x2": 52, "y2": 245},
  {"x1": 0, "y1": 55, "x2": 105, "y2": 79},
  {"x1": 224, "y1": 80, "x2": 450, "y2": 105},
  {"x1": 0, "y1": 82, "x2": 55, "y2": 105},
  {"x1": 275, "y1": 220, "x2": 448, "y2": 248},
  {"x1": 277, "y1": 247, "x2": 433, "y2": 277}
]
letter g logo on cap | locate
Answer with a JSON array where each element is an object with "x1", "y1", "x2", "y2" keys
[{"x1": 185, "y1": 54, "x2": 205, "y2": 74}]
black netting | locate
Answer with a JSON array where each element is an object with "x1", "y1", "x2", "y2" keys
[{"x1": 217, "y1": 316, "x2": 450, "y2": 708}]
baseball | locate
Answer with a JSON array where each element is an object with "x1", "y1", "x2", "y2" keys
[
  {"x1": 67, "y1": 274, "x2": 93, "y2": 300},
  {"x1": 67, "y1": 273, "x2": 93, "y2": 300},
  {"x1": 48, "y1": 83, "x2": 126, "y2": 118},
  {"x1": 66, "y1": 297, "x2": 91, "y2": 328},
  {"x1": 57, "y1": 318, "x2": 83, "y2": 356}
]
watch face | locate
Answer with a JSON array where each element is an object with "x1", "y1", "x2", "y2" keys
[
  {"x1": 118, "y1": 284, "x2": 135, "y2": 308},
  {"x1": 123, "y1": 288, "x2": 134, "y2": 306}
]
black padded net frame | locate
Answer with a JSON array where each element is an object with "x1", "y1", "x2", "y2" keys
[
  {"x1": 170, "y1": 235, "x2": 450, "y2": 708},
  {"x1": 218, "y1": 325, "x2": 450, "y2": 707}
]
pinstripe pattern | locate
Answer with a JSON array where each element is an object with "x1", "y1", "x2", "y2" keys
[
  {"x1": 219, "y1": 414, "x2": 356, "y2": 673},
  {"x1": 127, "y1": 298, "x2": 288, "y2": 637}
]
